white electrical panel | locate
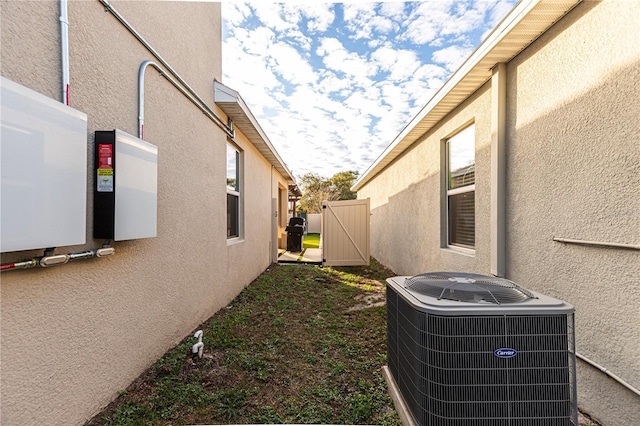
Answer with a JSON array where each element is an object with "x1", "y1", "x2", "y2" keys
[
  {"x1": 1, "y1": 77, "x2": 88, "y2": 253},
  {"x1": 94, "y1": 130, "x2": 157, "y2": 241},
  {"x1": 114, "y1": 130, "x2": 158, "y2": 241}
]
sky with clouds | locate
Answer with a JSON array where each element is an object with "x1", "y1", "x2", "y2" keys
[{"x1": 221, "y1": 0, "x2": 517, "y2": 180}]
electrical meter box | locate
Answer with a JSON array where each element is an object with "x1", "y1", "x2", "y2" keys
[
  {"x1": 1, "y1": 77, "x2": 88, "y2": 253},
  {"x1": 94, "y1": 130, "x2": 158, "y2": 241}
]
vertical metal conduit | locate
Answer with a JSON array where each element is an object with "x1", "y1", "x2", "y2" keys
[
  {"x1": 99, "y1": 0, "x2": 234, "y2": 138},
  {"x1": 60, "y1": 0, "x2": 70, "y2": 105}
]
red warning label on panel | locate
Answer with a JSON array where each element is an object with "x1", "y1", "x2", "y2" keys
[
  {"x1": 97, "y1": 144, "x2": 114, "y2": 192},
  {"x1": 98, "y1": 144, "x2": 113, "y2": 169}
]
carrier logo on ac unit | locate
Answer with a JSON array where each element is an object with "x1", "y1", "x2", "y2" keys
[{"x1": 494, "y1": 348, "x2": 517, "y2": 358}]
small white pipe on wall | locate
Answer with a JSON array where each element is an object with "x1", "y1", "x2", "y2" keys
[
  {"x1": 553, "y1": 237, "x2": 640, "y2": 250},
  {"x1": 138, "y1": 60, "x2": 233, "y2": 139},
  {"x1": 575, "y1": 352, "x2": 640, "y2": 397},
  {"x1": 192, "y1": 330, "x2": 204, "y2": 358},
  {"x1": 60, "y1": 0, "x2": 70, "y2": 105}
]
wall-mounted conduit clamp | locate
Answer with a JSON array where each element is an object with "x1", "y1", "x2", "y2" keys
[{"x1": 0, "y1": 242, "x2": 115, "y2": 272}]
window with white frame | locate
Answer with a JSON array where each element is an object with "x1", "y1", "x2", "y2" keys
[
  {"x1": 446, "y1": 125, "x2": 475, "y2": 249},
  {"x1": 226, "y1": 143, "x2": 241, "y2": 239}
]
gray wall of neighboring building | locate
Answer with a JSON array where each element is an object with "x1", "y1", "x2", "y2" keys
[{"x1": 357, "y1": 1, "x2": 640, "y2": 424}]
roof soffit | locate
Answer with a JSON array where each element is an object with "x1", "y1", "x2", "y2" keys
[
  {"x1": 353, "y1": 0, "x2": 581, "y2": 191},
  {"x1": 214, "y1": 80, "x2": 296, "y2": 184}
]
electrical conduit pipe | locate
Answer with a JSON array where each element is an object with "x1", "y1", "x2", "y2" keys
[
  {"x1": 60, "y1": 0, "x2": 70, "y2": 105},
  {"x1": 0, "y1": 246, "x2": 115, "y2": 272},
  {"x1": 99, "y1": 0, "x2": 233, "y2": 138},
  {"x1": 138, "y1": 60, "x2": 232, "y2": 140}
]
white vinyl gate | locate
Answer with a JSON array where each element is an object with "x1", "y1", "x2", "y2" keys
[{"x1": 322, "y1": 199, "x2": 370, "y2": 266}]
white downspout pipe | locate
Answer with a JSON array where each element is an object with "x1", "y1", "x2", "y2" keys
[
  {"x1": 138, "y1": 60, "x2": 151, "y2": 139},
  {"x1": 60, "y1": 0, "x2": 70, "y2": 105},
  {"x1": 490, "y1": 63, "x2": 506, "y2": 277}
]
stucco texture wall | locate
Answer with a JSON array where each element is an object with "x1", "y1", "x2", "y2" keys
[
  {"x1": 0, "y1": 1, "x2": 283, "y2": 424},
  {"x1": 358, "y1": 84, "x2": 493, "y2": 276},
  {"x1": 358, "y1": 1, "x2": 639, "y2": 424},
  {"x1": 504, "y1": 1, "x2": 640, "y2": 424}
]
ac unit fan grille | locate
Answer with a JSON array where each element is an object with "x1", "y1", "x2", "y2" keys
[{"x1": 404, "y1": 272, "x2": 536, "y2": 304}]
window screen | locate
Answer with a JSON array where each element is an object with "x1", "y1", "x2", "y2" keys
[
  {"x1": 446, "y1": 125, "x2": 475, "y2": 248},
  {"x1": 226, "y1": 144, "x2": 240, "y2": 238}
]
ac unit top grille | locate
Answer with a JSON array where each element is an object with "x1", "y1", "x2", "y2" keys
[{"x1": 404, "y1": 272, "x2": 536, "y2": 304}]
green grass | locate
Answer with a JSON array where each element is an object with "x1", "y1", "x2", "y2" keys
[
  {"x1": 87, "y1": 259, "x2": 401, "y2": 426},
  {"x1": 85, "y1": 258, "x2": 599, "y2": 426},
  {"x1": 302, "y1": 233, "x2": 320, "y2": 249}
]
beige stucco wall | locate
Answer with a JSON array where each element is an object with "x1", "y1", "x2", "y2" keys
[
  {"x1": 358, "y1": 1, "x2": 639, "y2": 424},
  {"x1": 1, "y1": 1, "x2": 288, "y2": 424},
  {"x1": 359, "y1": 83, "x2": 493, "y2": 275},
  {"x1": 504, "y1": 2, "x2": 640, "y2": 424}
]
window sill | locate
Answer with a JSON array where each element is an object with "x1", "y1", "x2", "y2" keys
[
  {"x1": 227, "y1": 237, "x2": 244, "y2": 246},
  {"x1": 442, "y1": 245, "x2": 475, "y2": 257}
]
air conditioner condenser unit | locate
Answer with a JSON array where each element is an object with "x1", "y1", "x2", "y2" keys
[{"x1": 386, "y1": 272, "x2": 578, "y2": 426}]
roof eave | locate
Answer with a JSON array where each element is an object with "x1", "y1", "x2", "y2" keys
[
  {"x1": 352, "y1": 0, "x2": 582, "y2": 191},
  {"x1": 214, "y1": 80, "x2": 297, "y2": 185}
]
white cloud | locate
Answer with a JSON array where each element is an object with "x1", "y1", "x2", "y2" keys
[
  {"x1": 223, "y1": 37, "x2": 280, "y2": 93},
  {"x1": 316, "y1": 70, "x2": 352, "y2": 96},
  {"x1": 431, "y1": 45, "x2": 474, "y2": 72},
  {"x1": 222, "y1": 0, "x2": 252, "y2": 27},
  {"x1": 222, "y1": 0, "x2": 518, "y2": 178},
  {"x1": 268, "y1": 42, "x2": 318, "y2": 86},
  {"x1": 316, "y1": 38, "x2": 377, "y2": 84},
  {"x1": 343, "y1": 3, "x2": 398, "y2": 41},
  {"x1": 371, "y1": 45, "x2": 420, "y2": 82},
  {"x1": 379, "y1": 2, "x2": 407, "y2": 21},
  {"x1": 401, "y1": 0, "x2": 513, "y2": 46},
  {"x1": 402, "y1": 0, "x2": 455, "y2": 45},
  {"x1": 230, "y1": 26, "x2": 276, "y2": 55},
  {"x1": 296, "y1": 4, "x2": 336, "y2": 32},
  {"x1": 440, "y1": 6, "x2": 485, "y2": 37},
  {"x1": 252, "y1": 3, "x2": 299, "y2": 32}
]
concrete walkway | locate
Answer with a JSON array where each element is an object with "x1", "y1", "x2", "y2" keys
[{"x1": 278, "y1": 248, "x2": 322, "y2": 264}]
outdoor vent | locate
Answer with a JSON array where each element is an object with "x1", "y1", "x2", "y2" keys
[
  {"x1": 404, "y1": 272, "x2": 536, "y2": 304},
  {"x1": 386, "y1": 273, "x2": 578, "y2": 426}
]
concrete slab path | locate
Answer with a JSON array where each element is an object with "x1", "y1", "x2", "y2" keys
[{"x1": 278, "y1": 248, "x2": 322, "y2": 264}]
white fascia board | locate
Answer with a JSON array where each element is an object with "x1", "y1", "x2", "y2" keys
[
  {"x1": 214, "y1": 80, "x2": 297, "y2": 184},
  {"x1": 353, "y1": 0, "x2": 581, "y2": 191}
]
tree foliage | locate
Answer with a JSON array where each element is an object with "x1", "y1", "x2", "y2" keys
[{"x1": 298, "y1": 170, "x2": 359, "y2": 214}]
